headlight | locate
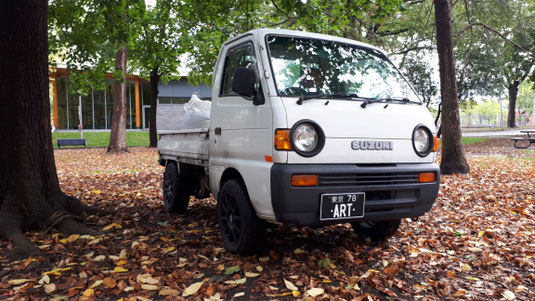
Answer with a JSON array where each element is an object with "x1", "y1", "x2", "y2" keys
[
  {"x1": 412, "y1": 125, "x2": 433, "y2": 157},
  {"x1": 291, "y1": 120, "x2": 325, "y2": 157}
]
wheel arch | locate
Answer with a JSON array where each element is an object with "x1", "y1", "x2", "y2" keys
[{"x1": 219, "y1": 168, "x2": 248, "y2": 199}]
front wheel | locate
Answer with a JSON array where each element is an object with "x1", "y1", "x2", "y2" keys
[
  {"x1": 351, "y1": 219, "x2": 401, "y2": 241},
  {"x1": 162, "y1": 163, "x2": 190, "y2": 213},
  {"x1": 217, "y1": 179, "x2": 264, "y2": 255}
]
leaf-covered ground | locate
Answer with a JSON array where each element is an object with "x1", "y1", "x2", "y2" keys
[{"x1": 1, "y1": 141, "x2": 534, "y2": 300}]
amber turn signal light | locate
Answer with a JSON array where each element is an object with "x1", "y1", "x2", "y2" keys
[
  {"x1": 274, "y1": 129, "x2": 292, "y2": 150},
  {"x1": 432, "y1": 135, "x2": 440, "y2": 152},
  {"x1": 291, "y1": 175, "x2": 318, "y2": 187},
  {"x1": 418, "y1": 172, "x2": 436, "y2": 183}
]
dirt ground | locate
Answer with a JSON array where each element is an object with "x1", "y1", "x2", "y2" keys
[{"x1": 1, "y1": 140, "x2": 534, "y2": 300}]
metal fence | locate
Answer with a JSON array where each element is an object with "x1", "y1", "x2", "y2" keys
[{"x1": 460, "y1": 114, "x2": 534, "y2": 127}]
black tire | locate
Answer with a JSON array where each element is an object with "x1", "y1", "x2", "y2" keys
[
  {"x1": 351, "y1": 219, "x2": 401, "y2": 241},
  {"x1": 217, "y1": 179, "x2": 264, "y2": 255},
  {"x1": 162, "y1": 162, "x2": 190, "y2": 213}
]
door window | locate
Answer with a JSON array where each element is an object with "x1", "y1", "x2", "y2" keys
[{"x1": 220, "y1": 42, "x2": 257, "y2": 96}]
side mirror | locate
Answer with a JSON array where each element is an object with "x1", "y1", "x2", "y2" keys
[
  {"x1": 232, "y1": 67, "x2": 256, "y2": 98},
  {"x1": 232, "y1": 67, "x2": 265, "y2": 106}
]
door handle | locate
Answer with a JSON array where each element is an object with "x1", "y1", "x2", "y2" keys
[{"x1": 215, "y1": 127, "x2": 222, "y2": 135}]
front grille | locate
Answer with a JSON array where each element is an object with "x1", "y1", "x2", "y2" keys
[{"x1": 318, "y1": 173, "x2": 419, "y2": 187}]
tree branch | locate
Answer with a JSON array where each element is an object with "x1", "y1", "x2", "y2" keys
[
  {"x1": 376, "y1": 28, "x2": 410, "y2": 37},
  {"x1": 392, "y1": 45, "x2": 434, "y2": 56},
  {"x1": 270, "y1": 0, "x2": 291, "y2": 19},
  {"x1": 454, "y1": 22, "x2": 530, "y2": 55}
]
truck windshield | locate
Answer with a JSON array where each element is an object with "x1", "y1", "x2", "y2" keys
[{"x1": 266, "y1": 35, "x2": 419, "y2": 102}]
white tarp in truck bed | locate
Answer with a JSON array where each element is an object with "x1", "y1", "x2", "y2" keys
[{"x1": 156, "y1": 94, "x2": 211, "y2": 131}]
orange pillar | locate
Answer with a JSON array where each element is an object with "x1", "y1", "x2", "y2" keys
[
  {"x1": 135, "y1": 78, "x2": 141, "y2": 128},
  {"x1": 52, "y1": 78, "x2": 59, "y2": 128}
]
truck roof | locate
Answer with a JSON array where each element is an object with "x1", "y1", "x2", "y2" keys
[{"x1": 225, "y1": 28, "x2": 383, "y2": 53}]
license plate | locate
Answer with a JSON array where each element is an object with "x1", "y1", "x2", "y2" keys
[{"x1": 320, "y1": 192, "x2": 365, "y2": 220}]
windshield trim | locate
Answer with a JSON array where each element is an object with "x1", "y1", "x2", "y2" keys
[{"x1": 264, "y1": 34, "x2": 422, "y2": 104}]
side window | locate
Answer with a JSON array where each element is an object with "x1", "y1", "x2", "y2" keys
[{"x1": 220, "y1": 42, "x2": 257, "y2": 96}]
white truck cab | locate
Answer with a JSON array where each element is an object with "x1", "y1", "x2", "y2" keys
[{"x1": 158, "y1": 29, "x2": 440, "y2": 255}]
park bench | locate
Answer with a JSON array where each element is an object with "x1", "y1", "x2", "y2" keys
[
  {"x1": 511, "y1": 130, "x2": 535, "y2": 149},
  {"x1": 57, "y1": 138, "x2": 86, "y2": 149}
]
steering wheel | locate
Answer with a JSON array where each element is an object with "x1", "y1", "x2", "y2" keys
[{"x1": 283, "y1": 87, "x2": 307, "y2": 96}]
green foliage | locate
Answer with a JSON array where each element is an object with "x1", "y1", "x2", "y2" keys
[
  {"x1": 461, "y1": 99, "x2": 502, "y2": 116},
  {"x1": 400, "y1": 54, "x2": 438, "y2": 106},
  {"x1": 453, "y1": 0, "x2": 535, "y2": 98},
  {"x1": 183, "y1": 0, "x2": 405, "y2": 85},
  {"x1": 49, "y1": 0, "x2": 145, "y2": 94},
  {"x1": 517, "y1": 81, "x2": 534, "y2": 114},
  {"x1": 131, "y1": 0, "x2": 185, "y2": 84}
]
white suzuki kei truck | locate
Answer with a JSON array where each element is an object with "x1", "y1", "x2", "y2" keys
[{"x1": 158, "y1": 29, "x2": 440, "y2": 255}]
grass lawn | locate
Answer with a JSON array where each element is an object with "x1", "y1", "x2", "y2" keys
[
  {"x1": 461, "y1": 137, "x2": 487, "y2": 145},
  {"x1": 52, "y1": 131, "x2": 149, "y2": 148}
]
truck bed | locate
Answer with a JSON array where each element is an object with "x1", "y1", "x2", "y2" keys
[{"x1": 158, "y1": 128, "x2": 209, "y2": 166}]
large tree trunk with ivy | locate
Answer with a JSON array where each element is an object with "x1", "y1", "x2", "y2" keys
[
  {"x1": 107, "y1": 46, "x2": 128, "y2": 153},
  {"x1": 507, "y1": 81, "x2": 519, "y2": 128},
  {"x1": 434, "y1": 0, "x2": 470, "y2": 175},
  {"x1": 0, "y1": 0, "x2": 102, "y2": 255},
  {"x1": 149, "y1": 67, "x2": 160, "y2": 148}
]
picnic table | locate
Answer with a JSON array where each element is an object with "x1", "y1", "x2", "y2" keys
[{"x1": 511, "y1": 130, "x2": 535, "y2": 149}]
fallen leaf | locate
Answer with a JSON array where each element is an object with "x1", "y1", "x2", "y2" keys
[
  {"x1": 9, "y1": 279, "x2": 30, "y2": 285},
  {"x1": 502, "y1": 290, "x2": 515, "y2": 300},
  {"x1": 42, "y1": 267, "x2": 72, "y2": 276},
  {"x1": 160, "y1": 288, "x2": 179, "y2": 296},
  {"x1": 113, "y1": 267, "x2": 128, "y2": 273},
  {"x1": 284, "y1": 279, "x2": 298, "y2": 291},
  {"x1": 38, "y1": 275, "x2": 50, "y2": 285},
  {"x1": 224, "y1": 278, "x2": 246, "y2": 285},
  {"x1": 90, "y1": 280, "x2": 103, "y2": 288},
  {"x1": 103, "y1": 223, "x2": 122, "y2": 231},
  {"x1": 93, "y1": 255, "x2": 106, "y2": 262},
  {"x1": 137, "y1": 273, "x2": 160, "y2": 284},
  {"x1": 461, "y1": 263, "x2": 472, "y2": 272},
  {"x1": 224, "y1": 266, "x2": 240, "y2": 275},
  {"x1": 182, "y1": 281, "x2": 204, "y2": 297},
  {"x1": 141, "y1": 284, "x2": 159, "y2": 290},
  {"x1": 307, "y1": 287, "x2": 324, "y2": 297},
  {"x1": 234, "y1": 292, "x2": 245, "y2": 298},
  {"x1": 82, "y1": 288, "x2": 94, "y2": 297},
  {"x1": 102, "y1": 277, "x2": 116, "y2": 288},
  {"x1": 245, "y1": 272, "x2": 260, "y2": 278},
  {"x1": 44, "y1": 283, "x2": 56, "y2": 293}
]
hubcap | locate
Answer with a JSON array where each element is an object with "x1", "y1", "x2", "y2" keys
[{"x1": 220, "y1": 193, "x2": 241, "y2": 246}]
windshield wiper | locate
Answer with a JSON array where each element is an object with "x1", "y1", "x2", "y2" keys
[
  {"x1": 360, "y1": 96, "x2": 413, "y2": 108},
  {"x1": 296, "y1": 93, "x2": 360, "y2": 105}
]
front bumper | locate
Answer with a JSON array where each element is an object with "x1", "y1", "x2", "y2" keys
[{"x1": 270, "y1": 163, "x2": 440, "y2": 227}]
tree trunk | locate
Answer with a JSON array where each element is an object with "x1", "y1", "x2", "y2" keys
[
  {"x1": 434, "y1": 0, "x2": 470, "y2": 175},
  {"x1": 507, "y1": 81, "x2": 519, "y2": 128},
  {"x1": 0, "y1": 0, "x2": 101, "y2": 255},
  {"x1": 107, "y1": 46, "x2": 129, "y2": 153},
  {"x1": 149, "y1": 67, "x2": 160, "y2": 148}
]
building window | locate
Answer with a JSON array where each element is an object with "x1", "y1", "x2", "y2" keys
[{"x1": 158, "y1": 97, "x2": 190, "y2": 104}]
